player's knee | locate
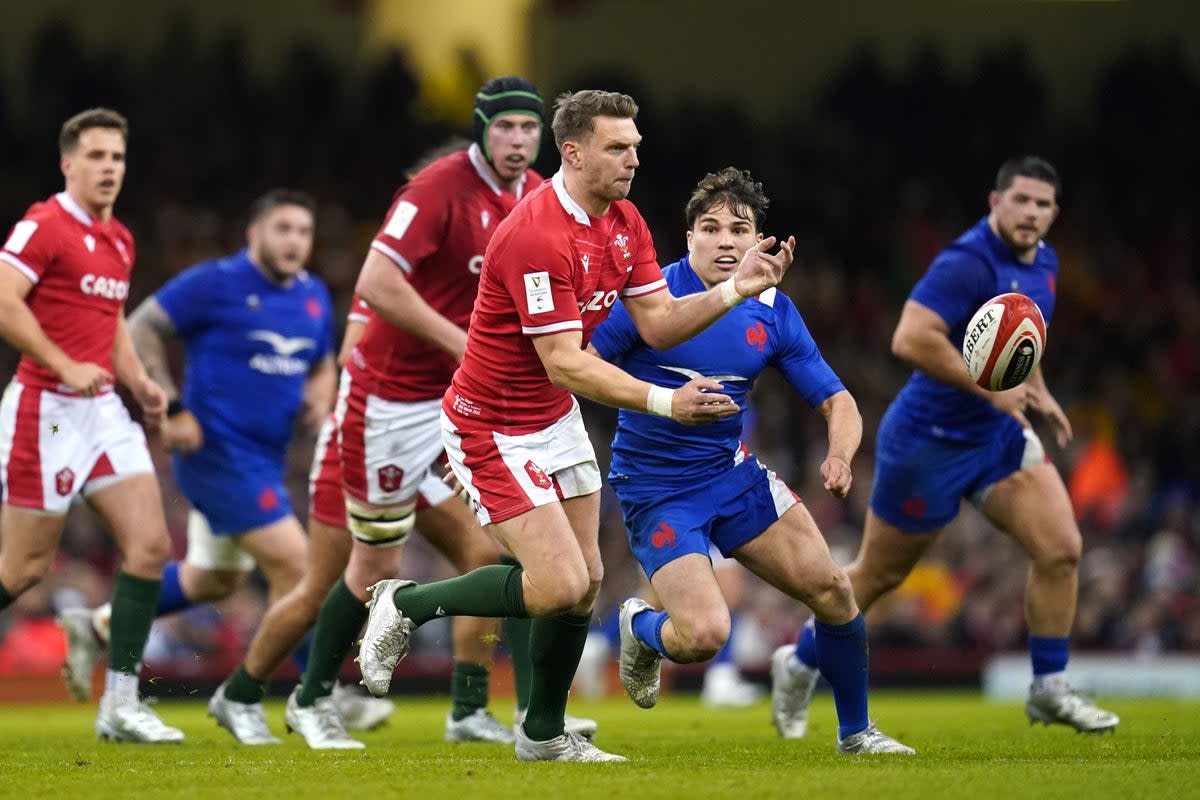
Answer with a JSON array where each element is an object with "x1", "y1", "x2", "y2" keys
[
  {"x1": 678, "y1": 620, "x2": 730, "y2": 662},
  {"x1": 4, "y1": 560, "x2": 51, "y2": 596},
  {"x1": 533, "y1": 569, "x2": 591, "y2": 615},
  {"x1": 805, "y1": 567, "x2": 857, "y2": 617},
  {"x1": 345, "y1": 497, "x2": 416, "y2": 548},
  {"x1": 1033, "y1": 535, "x2": 1081, "y2": 574},
  {"x1": 127, "y1": 532, "x2": 173, "y2": 573}
]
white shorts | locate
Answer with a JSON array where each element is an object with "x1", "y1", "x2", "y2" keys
[
  {"x1": 336, "y1": 368, "x2": 445, "y2": 507},
  {"x1": 309, "y1": 411, "x2": 455, "y2": 528},
  {"x1": 184, "y1": 510, "x2": 256, "y2": 571},
  {"x1": 441, "y1": 398, "x2": 602, "y2": 526},
  {"x1": 0, "y1": 381, "x2": 154, "y2": 513}
]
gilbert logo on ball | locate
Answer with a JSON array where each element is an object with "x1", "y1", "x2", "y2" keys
[{"x1": 962, "y1": 292, "x2": 1046, "y2": 391}]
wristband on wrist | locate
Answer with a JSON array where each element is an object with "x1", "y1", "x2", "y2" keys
[
  {"x1": 646, "y1": 385, "x2": 676, "y2": 418},
  {"x1": 719, "y1": 275, "x2": 747, "y2": 308},
  {"x1": 166, "y1": 398, "x2": 185, "y2": 418}
]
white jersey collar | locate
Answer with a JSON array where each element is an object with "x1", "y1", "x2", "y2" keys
[{"x1": 551, "y1": 171, "x2": 590, "y2": 226}]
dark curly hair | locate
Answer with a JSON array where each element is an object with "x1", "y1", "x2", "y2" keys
[{"x1": 684, "y1": 167, "x2": 769, "y2": 230}]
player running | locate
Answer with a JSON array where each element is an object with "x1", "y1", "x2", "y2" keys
[
  {"x1": 356, "y1": 90, "x2": 794, "y2": 762},
  {"x1": 0, "y1": 108, "x2": 183, "y2": 742},
  {"x1": 780, "y1": 156, "x2": 1119, "y2": 735},
  {"x1": 592, "y1": 167, "x2": 912, "y2": 754},
  {"x1": 57, "y1": 190, "x2": 336, "y2": 745}
]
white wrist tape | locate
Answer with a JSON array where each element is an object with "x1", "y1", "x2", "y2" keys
[
  {"x1": 646, "y1": 385, "x2": 676, "y2": 417},
  {"x1": 719, "y1": 275, "x2": 747, "y2": 308}
]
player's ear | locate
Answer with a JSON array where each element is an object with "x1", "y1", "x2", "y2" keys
[
  {"x1": 686, "y1": 230, "x2": 694, "y2": 252},
  {"x1": 988, "y1": 190, "x2": 1001, "y2": 210}
]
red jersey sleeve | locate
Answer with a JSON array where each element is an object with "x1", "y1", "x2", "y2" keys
[
  {"x1": 0, "y1": 210, "x2": 59, "y2": 284},
  {"x1": 620, "y1": 207, "x2": 665, "y2": 298},
  {"x1": 347, "y1": 294, "x2": 373, "y2": 324},
  {"x1": 369, "y1": 182, "x2": 450, "y2": 276},
  {"x1": 496, "y1": 229, "x2": 582, "y2": 337}
]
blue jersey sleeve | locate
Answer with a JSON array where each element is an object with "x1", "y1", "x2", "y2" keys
[
  {"x1": 773, "y1": 299, "x2": 844, "y2": 406},
  {"x1": 589, "y1": 298, "x2": 642, "y2": 362},
  {"x1": 155, "y1": 263, "x2": 218, "y2": 337},
  {"x1": 909, "y1": 248, "x2": 995, "y2": 329}
]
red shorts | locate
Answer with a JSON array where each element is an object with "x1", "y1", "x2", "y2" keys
[{"x1": 440, "y1": 397, "x2": 602, "y2": 526}]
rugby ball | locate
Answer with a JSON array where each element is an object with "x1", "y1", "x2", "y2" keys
[{"x1": 961, "y1": 293, "x2": 1046, "y2": 391}]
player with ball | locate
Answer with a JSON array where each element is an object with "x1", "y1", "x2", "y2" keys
[{"x1": 774, "y1": 156, "x2": 1119, "y2": 736}]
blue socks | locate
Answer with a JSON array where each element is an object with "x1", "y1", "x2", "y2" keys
[
  {"x1": 1029, "y1": 635, "x2": 1069, "y2": 677},
  {"x1": 154, "y1": 562, "x2": 192, "y2": 617},
  {"x1": 631, "y1": 607, "x2": 675, "y2": 661},
  {"x1": 794, "y1": 618, "x2": 818, "y2": 669},
  {"x1": 815, "y1": 615, "x2": 870, "y2": 741}
]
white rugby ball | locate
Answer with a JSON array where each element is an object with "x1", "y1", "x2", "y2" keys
[{"x1": 962, "y1": 292, "x2": 1046, "y2": 391}]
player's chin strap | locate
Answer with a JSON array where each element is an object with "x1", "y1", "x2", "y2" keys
[{"x1": 345, "y1": 496, "x2": 416, "y2": 548}]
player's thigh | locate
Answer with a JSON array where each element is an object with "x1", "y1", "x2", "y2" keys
[
  {"x1": 417, "y1": 492, "x2": 500, "y2": 574},
  {"x1": 0, "y1": 505, "x2": 66, "y2": 588},
  {"x1": 649, "y1": 552, "x2": 729, "y2": 642},
  {"x1": 732, "y1": 502, "x2": 840, "y2": 599},
  {"x1": 850, "y1": 510, "x2": 941, "y2": 600},
  {"x1": 85, "y1": 473, "x2": 172, "y2": 573},
  {"x1": 981, "y1": 460, "x2": 1080, "y2": 565},
  {"x1": 238, "y1": 513, "x2": 308, "y2": 587}
]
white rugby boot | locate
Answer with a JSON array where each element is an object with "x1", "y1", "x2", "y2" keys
[
  {"x1": 701, "y1": 662, "x2": 764, "y2": 708},
  {"x1": 332, "y1": 683, "x2": 396, "y2": 731},
  {"x1": 95, "y1": 696, "x2": 185, "y2": 744},
  {"x1": 514, "y1": 724, "x2": 627, "y2": 762},
  {"x1": 356, "y1": 579, "x2": 417, "y2": 697},
  {"x1": 284, "y1": 688, "x2": 365, "y2": 749},
  {"x1": 58, "y1": 606, "x2": 108, "y2": 701},
  {"x1": 770, "y1": 644, "x2": 819, "y2": 739},
  {"x1": 837, "y1": 723, "x2": 916, "y2": 754},
  {"x1": 514, "y1": 707, "x2": 599, "y2": 742},
  {"x1": 445, "y1": 708, "x2": 516, "y2": 743},
  {"x1": 1026, "y1": 679, "x2": 1119, "y2": 733},
  {"x1": 207, "y1": 680, "x2": 280, "y2": 744},
  {"x1": 617, "y1": 598, "x2": 662, "y2": 709}
]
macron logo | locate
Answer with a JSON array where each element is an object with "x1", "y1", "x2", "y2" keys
[{"x1": 248, "y1": 330, "x2": 314, "y2": 376}]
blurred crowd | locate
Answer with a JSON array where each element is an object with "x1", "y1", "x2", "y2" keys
[{"x1": 0, "y1": 18, "x2": 1197, "y2": 682}]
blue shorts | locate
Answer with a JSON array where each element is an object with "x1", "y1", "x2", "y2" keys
[
  {"x1": 173, "y1": 449, "x2": 292, "y2": 535},
  {"x1": 611, "y1": 454, "x2": 798, "y2": 579},
  {"x1": 869, "y1": 404, "x2": 1046, "y2": 533}
]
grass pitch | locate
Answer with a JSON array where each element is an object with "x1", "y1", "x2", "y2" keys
[{"x1": 0, "y1": 691, "x2": 1196, "y2": 800}]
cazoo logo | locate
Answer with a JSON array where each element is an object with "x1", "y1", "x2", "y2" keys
[{"x1": 578, "y1": 290, "x2": 618, "y2": 313}]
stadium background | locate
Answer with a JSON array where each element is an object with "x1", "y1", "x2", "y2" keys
[{"x1": 0, "y1": 0, "x2": 1196, "y2": 698}]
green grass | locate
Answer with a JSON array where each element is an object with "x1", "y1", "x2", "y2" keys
[{"x1": 0, "y1": 692, "x2": 1196, "y2": 799}]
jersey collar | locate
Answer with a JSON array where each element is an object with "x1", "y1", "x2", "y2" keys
[
  {"x1": 467, "y1": 143, "x2": 529, "y2": 200},
  {"x1": 55, "y1": 191, "x2": 96, "y2": 227},
  {"x1": 551, "y1": 170, "x2": 590, "y2": 226}
]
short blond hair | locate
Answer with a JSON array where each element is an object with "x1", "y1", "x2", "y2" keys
[{"x1": 551, "y1": 90, "x2": 638, "y2": 150}]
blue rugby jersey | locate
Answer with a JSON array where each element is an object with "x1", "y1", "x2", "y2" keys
[
  {"x1": 591, "y1": 256, "x2": 843, "y2": 487},
  {"x1": 891, "y1": 217, "x2": 1059, "y2": 442},
  {"x1": 155, "y1": 249, "x2": 333, "y2": 462}
]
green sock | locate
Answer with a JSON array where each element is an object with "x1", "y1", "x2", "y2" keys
[
  {"x1": 521, "y1": 612, "x2": 591, "y2": 741},
  {"x1": 394, "y1": 565, "x2": 527, "y2": 625},
  {"x1": 450, "y1": 661, "x2": 491, "y2": 721},
  {"x1": 224, "y1": 664, "x2": 267, "y2": 704},
  {"x1": 499, "y1": 555, "x2": 533, "y2": 711},
  {"x1": 109, "y1": 571, "x2": 161, "y2": 675},
  {"x1": 297, "y1": 577, "x2": 367, "y2": 707},
  {"x1": 0, "y1": 581, "x2": 14, "y2": 611}
]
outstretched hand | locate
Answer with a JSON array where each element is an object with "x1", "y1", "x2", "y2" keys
[
  {"x1": 733, "y1": 235, "x2": 796, "y2": 298},
  {"x1": 820, "y1": 456, "x2": 853, "y2": 498}
]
